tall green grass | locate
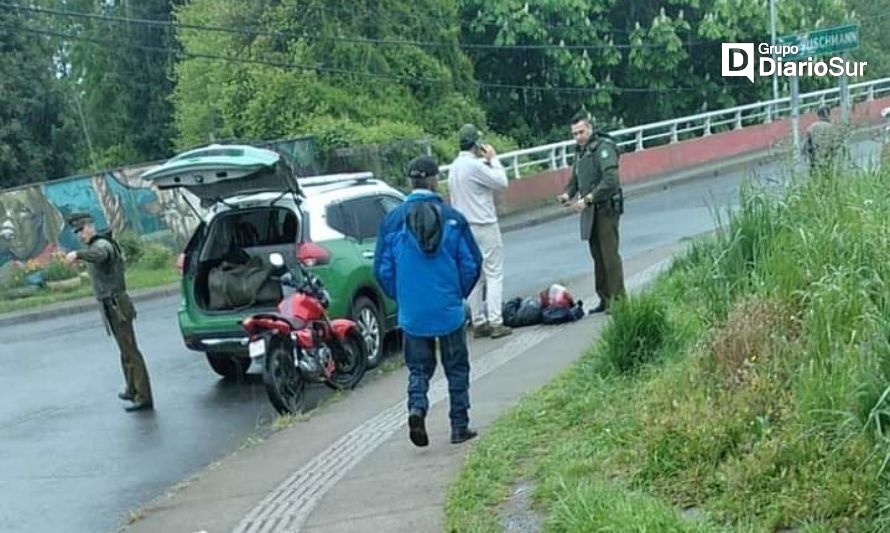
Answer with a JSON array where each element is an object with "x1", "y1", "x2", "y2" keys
[{"x1": 447, "y1": 165, "x2": 890, "y2": 532}]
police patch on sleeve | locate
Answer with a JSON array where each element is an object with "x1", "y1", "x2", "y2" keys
[{"x1": 600, "y1": 148, "x2": 610, "y2": 159}]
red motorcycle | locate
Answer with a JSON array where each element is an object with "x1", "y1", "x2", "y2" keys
[{"x1": 242, "y1": 253, "x2": 367, "y2": 414}]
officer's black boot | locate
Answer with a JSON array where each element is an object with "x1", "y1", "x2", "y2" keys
[
  {"x1": 588, "y1": 301, "x2": 607, "y2": 314},
  {"x1": 124, "y1": 399, "x2": 153, "y2": 412}
]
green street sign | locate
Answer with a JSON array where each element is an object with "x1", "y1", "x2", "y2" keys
[{"x1": 777, "y1": 24, "x2": 859, "y2": 61}]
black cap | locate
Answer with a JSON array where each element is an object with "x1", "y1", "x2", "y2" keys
[
  {"x1": 66, "y1": 212, "x2": 93, "y2": 232},
  {"x1": 407, "y1": 156, "x2": 440, "y2": 180}
]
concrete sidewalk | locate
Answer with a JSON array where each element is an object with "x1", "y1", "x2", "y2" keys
[
  {"x1": 123, "y1": 242, "x2": 682, "y2": 533},
  {"x1": 0, "y1": 144, "x2": 777, "y2": 329}
]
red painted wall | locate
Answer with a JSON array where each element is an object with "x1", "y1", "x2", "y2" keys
[{"x1": 498, "y1": 96, "x2": 890, "y2": 215}]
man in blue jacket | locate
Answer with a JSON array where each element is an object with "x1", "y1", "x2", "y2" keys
[{"x1": 374, "y1": 155, "x2": 483, "y2": 447}]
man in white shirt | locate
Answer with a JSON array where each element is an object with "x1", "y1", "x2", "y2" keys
[{"x1": 448, "y1": 124, "x2": 513, "y2": 339}]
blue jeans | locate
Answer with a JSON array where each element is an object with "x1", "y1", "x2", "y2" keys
[{"x1": 404, "y1": 325, "x2": 470, "y2": 431}]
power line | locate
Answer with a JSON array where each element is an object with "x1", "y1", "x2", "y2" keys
[
  {"x1": 5, "y1": 23, "x2": 701, "y2": 94},
  {"x1": 306, "y1": 3, "x2": 651, "y2": 35},
  {"x1": 0, "y1": 2, "x2": 709, "y2": 52}
]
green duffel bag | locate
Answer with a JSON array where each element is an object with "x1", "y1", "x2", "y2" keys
[{"x1": 207, "y1": 256, "x2": 281, "y2": 310}]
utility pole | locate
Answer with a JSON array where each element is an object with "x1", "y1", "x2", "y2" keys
[
  {"x1": 770, "y1": 0, "x2": 779, "y2": 104},
  {"x1": 74, "y1": 92, "x2": 99, "y2": 172}
]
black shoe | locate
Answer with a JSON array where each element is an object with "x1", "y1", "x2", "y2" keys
[
  {"x1": 451, "y1": 428, "x2": 478, "y2": 444},
  {"x1": 588, "y1": 301, "x2": 607, "y2": 315},
  {"x1": 118, "y1": 391, "x2": 134, "y2": 401},
  {"x1": 124, "y1": 401, "x2": 153, "y2": 412},
  {"x1": 408, "y1": 409, "x2": 429, "y2": 447}
]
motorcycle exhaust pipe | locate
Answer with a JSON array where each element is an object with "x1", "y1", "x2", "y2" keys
[{"x1": 298, "y1": 357, "x2": 318, "y2": 374}]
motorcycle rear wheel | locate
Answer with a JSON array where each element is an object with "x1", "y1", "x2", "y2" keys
[
  {"x1": 263, "y1": 341, "x2": 307, "y2": 415},
  {"x1": 326, "y1": 329, "x2": 368, "y2": 391}
]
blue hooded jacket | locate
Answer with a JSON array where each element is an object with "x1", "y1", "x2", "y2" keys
[{"x1": 374, "y1": 191, "x2": 482, "y2": 337}]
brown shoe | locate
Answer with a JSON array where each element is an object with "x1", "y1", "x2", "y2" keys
[
  {"x1": 490, "y1": 324, "x2": 513, "y2": 339},
  {"x1": 473, "y1": 323, "x2": 493, "y2": 339}
]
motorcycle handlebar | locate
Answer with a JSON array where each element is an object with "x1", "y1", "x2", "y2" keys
[{"x1": 279, "y1": 263, "x2": 330, "y2": 308}]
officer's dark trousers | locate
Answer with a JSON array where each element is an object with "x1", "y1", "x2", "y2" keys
[
  {"x1": 107, "y1": 304, "x2": 153, "y2": 405},
  {"x1": 588, "y1": 205, "x2": 626, "y2": 307},
  {"x1": 404, "y1": 325, "x2": 470, "y2": 431}
]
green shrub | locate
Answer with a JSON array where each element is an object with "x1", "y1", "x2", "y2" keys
[
  {"x1": 0, "y1": 263, "x2": 26, "y2": 290},
  {"x1": 139, "y1": 243, "x2": 175, "y2": 270},
  {"x1": 599, "y1": 293, "x2": 672, "y2": 374},
  {"x1": 117, "y1": 231, "x2": 143, "y2": 265},
  {"x1": 42, "y1": 257, "x2": 80, "y2": 282}
]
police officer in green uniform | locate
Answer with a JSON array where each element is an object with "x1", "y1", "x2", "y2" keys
[
  {"x1": 64, "y1": 213, "x2": 154, "y2": 412},
  {"x1": 557, "y1": 111, "x2": 626, "y2": 313},
  {"x1": 803, "y1": 106, "x2": 839, "y2": 176}
]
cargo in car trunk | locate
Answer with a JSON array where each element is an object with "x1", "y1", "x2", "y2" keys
[{"x1": 193, "y1": 206, "x2": 300, "y2": 311}]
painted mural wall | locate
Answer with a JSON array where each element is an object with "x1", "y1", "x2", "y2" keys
[
  {"x1": 0, "y1": 136, "x2": 321, "y2": 284},
  {"x1": 0, "y1": 163, "x2": 203, "y2": 282}
]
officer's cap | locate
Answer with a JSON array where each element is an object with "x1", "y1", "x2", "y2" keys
[{"x1": 66, "y1": 212, "x2": 94, "y2": 232}]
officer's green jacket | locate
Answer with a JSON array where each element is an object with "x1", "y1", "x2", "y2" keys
[
  {"x1": 565, "y1": 133, "x2": 620, "y2": 204},
  {"x1": 565, "y1": 134, "x2": 621, "y2": 240},
  {"x1": 76, "y1": 234, "x2": 127, "y2": 300},
  {"x1": 76, "y1": 233, "x2": 135, "y2": 334}
]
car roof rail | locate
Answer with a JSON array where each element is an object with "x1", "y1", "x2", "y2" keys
[{"x1": 298, "y1": 172, "x2": 376, "y2": 188}]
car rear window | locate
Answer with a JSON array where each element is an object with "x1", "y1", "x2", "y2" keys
[
  {"x1": 172, "y1": 147, "x2": 246, "y2": 161},
  {"x1": 204, "y1": 207, "x2": 299, "y2": 257}
]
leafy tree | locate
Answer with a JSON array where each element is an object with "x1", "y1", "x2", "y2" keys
[
  {"x1": 848, "y1": 0, "x2": 890, "y2": 81},
  {"x1": 52, "y1": 0, "x2": 181, "y2": 169},
  {"x1": 459, "y1": 0, "x2": 621, "y2": 144},
  {"x1": 171, "y1": 0, "x2": 488, "y2": 157},
  {"x1": 460, "y1": 0, "x2": 854, "y2": 144},
  {"x1": 0, "y1": 7, "x2": 80, "y2": 187}
]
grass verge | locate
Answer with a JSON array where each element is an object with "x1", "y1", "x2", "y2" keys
[
  {"x1": 0, "y1": 265, "x2": 178, "y2": 314},
  {"x1": 446, "y1": 165, "x2": 890, "y2": 532}
]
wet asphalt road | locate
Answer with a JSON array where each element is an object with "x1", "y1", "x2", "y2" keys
[{"x1": 0, "y1": 141, "x2": 882, "y2": 533}]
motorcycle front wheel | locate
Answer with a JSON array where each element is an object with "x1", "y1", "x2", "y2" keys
[
  {"x1": 326, "y1": 329, "x2": 368, "y2": 391},
  {"x1": 263, "y1": 340, "x2": 307, "y2": 415}
]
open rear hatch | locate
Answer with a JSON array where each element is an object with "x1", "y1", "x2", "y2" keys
[{"x1": 140, "y1": 144, "x2": 300, "y2": 202}]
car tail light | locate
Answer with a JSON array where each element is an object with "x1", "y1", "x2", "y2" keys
[
  {"x1": 297, "y1": 242, "x2": 330, "y2": 267},
  {"x1": 176, "y1": 253, "x2": 185, "y2": 275}
]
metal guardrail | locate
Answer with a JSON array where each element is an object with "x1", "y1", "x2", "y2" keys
[{"x1": 440, "y1": 76, "x2": 890, "y2": 179}]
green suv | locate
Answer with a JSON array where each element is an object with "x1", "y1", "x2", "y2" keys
[{"x1": 142, "y1": 144, "x2": 402, "y2": 379}]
